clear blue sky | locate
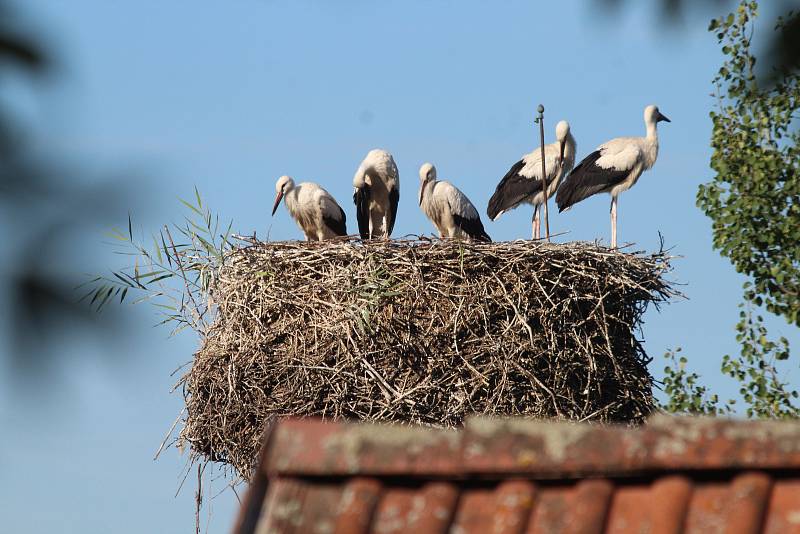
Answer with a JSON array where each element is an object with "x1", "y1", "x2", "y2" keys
[{"x1": 2, "y1": 1, "x2": 797, "y2": 532}]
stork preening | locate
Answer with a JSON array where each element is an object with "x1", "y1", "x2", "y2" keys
[
  {"x1": 487, "y1": 120, "x2": 576, "y2": 239},
  {"x1": 352, "y1": 149, "x2": 400, "y2": 239},
  {"x1": 271, "y1": 175, "x2": 347, "y2": 241},
  {"x1": 418, "y1": 163, "x2": 491, "y2": 243},
  {"x1": 556, "y1": 105, "x2": 670, "y2": 248}
]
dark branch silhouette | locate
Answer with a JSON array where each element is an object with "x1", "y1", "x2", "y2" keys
[
  {"x1": 597, "y1": 0, "x2": 799, "y2": 79},
  {"x1": 0, "y1": 0, "x2": 134, "y2": 380}
]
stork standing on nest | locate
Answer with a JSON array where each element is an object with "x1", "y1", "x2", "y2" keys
[
  {"x1": 556, "y1": 105, "x2": 670, "y2": 248},
  {"x1": 271, "y1": 175, "x2": 347, "y2": 241},
  {"x1": 418, "y1": 163, "x2": 491, "y2": 243},
  {"x1": 486, "y1": 120, "x2": 576, "y2": 239},
  {"x1": 352, "y1": 149, "x2": 400, "y2": 239}
]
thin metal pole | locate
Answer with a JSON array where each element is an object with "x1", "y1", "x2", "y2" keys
[{"x1": 536, "y1": 104, "x2": 550, "y2": 241}]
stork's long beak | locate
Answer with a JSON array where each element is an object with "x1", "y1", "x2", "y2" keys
[
  {"x1": 418, "y1": 185, "x2": 425, "y2": 207},
  {"x1": 558, "y1": 139, "x2": 566, "y2": 167},
  {"x1": 657, "y1": 111, "x2": 671, "y2": 123},
  {"x1": 271, "y1": 191, "x2": 284, "y2": 216}
]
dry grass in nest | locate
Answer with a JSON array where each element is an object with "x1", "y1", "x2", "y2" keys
[{"x1": 177, "y1": 237, "x2": 676, "y2": 478}]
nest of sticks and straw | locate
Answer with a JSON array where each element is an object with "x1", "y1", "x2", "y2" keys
[{"x1": 178, "y1": 237, "x2": 676, "y2": 478}]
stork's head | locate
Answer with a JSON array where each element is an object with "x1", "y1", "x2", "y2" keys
[
  {"x1": 644, "y1": 105, "x2": 670, "y2": 125},
  {"x1": 555, "y1": 120, "x2": 571, "y2": 167},
  {"x1": 272, "y1": 175, "x2": 295, "y2": 216},
  {"x1": 419, "y1": 163, "x2": 436, "y2": 183},
  {"x1": 418, "y1": 163, "x2": 436, "y2": 206}
]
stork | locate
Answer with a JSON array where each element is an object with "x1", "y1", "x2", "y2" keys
[
  {"x1": 271, "y1": 175, "x2": 347, "y2": 241},
  {"x1": 352, "y1": 149, "x2": 400, "y2": 239},
  {"x1": 487, "y1": 120, "x2": 576, "y2": 239},
  {"x1": 418, "y1": 163, "x2": 491, "y2": 243},
  {"x1": 556, "y1": 105, "x2": 670, "y2": 248}
]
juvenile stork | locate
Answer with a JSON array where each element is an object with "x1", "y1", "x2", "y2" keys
[
  {"x1": 352, "y1": 149, "x2": 400, "y2": 239},
  {"x1": 487, "y1": 120, "x2": 576, "y2": 239},
  {"x1": 556, "y1": 105, "x2": 670, "y2": 248},
  {"x1": 271, "y1": 175, "x2": 347, "y2": 241},
  {"x1": 418, "y1": 163, "x2": 491, "y2": 243}
]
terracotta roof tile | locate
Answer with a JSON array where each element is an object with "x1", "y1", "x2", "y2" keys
[{"x1": 233, "y1": 416, "x2": 800, "y2": 534}]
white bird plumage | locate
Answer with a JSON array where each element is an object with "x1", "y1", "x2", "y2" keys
[
  {"x1": 271, "y1": 175, "x2": 347, "y2": 241},
  {"x1": 556, "y1": 105, "x2": 670, "y2": 248},
  {"x1": 352, "y1": 149, "x2": 400, "y2": 239},
  {"x1": 487, "y1": 120, "x2": 576, "y2": 239},
  {"x1": 418, "y1": 163, "x2": 491, "y2": 242}
]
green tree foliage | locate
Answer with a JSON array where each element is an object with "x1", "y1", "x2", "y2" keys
[
  {"x1": 699, "y1": 1, "x2": 800, "y2": 326},
  {"x1": 661, "y1": 348, "x2": 733, "y2": 415},
  {"x1": 662, "y1": 1, "x2": 800, "y2": 418}
]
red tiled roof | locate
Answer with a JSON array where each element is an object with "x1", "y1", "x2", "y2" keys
[{"x1": 233, "y1": 416, "x2": 800, "y2": 533}]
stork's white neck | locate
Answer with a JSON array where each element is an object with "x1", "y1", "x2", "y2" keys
[
  {"x1": 643, "y1": 121, "x2": 660, "y2": 169},
  {"x1": 646, "y1": 120, "x2": 659, "y2": 140},
  {"x1": 564, "y1": 132, "x2": 577, "y2": 166}
]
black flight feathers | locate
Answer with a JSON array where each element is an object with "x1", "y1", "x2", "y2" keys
[
  {"x1": 322, "y1": 205, "x2": 347, "y2": 237},
  {"x1": 453, "y1": 212, "x2": 492, "y2": 243},
  {"x1": 353, "y1": 184, "x2": 371, "y2": 239},
  {"x1": 486, "y1": 159, "x2": 548, "y2": 220},
  {"x1": 387, "y1": 187, "x2": 399, "y2": 237},
  {"x1": 556, "y1": 150, "x2": 628, "y2": 212}
]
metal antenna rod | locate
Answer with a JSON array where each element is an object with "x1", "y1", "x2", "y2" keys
[{"x1": 536, "y1": 104, "x2": 550, "y2": 241}]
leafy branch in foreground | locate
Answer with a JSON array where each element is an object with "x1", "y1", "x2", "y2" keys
[
  {"x1": 701, "y1": 1, "x2": 800, "y2": 327},
  {"x1": 660, "y1": 348, "x2": 733, "y2": 416},
  {"x1": 80, "y1": 187, "x2": 234, "y2": 334},
  {"x1": 722, "y1": 301, "x2": 798, "y2": 418},
  {"x1": 661, "y1": 334, "x2": 798, "y2": 419},
  {"x1": 662, "y1": 1, "x2": 800, "y2": 419}
]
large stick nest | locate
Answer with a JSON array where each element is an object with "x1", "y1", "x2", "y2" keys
[{"x1": 179, "y1": 238, "x2": 676, "y2": 478}]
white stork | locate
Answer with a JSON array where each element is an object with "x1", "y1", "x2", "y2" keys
[
  {"x1": 487, "y1": 120, "x2": 576, "y2": 239},
  {"x1": 556, "y1": 105, "x2": 670, "y2": 248},
  {"x1": 352, "y1": 149, "x2": 400, "y2": 239},
  {"x1": 271, "y1": 175, "x2": 347, "y2": 241},
  {"x1": 418, "y1": 163, "x2": 491, "y2": 243}
]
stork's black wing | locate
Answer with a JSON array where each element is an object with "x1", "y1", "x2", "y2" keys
[
  {"x1": 453, "y1": 213, "x2": 492, "y2": 243},
  {"x1": 322, "y1": 204, "x2": 347, "y2": 237},
  {"x1": 353, "y1": 185, "x2": 371, "y2": 239},
  {"x1": 556, "y1": 150, "x2": 629, "y2": 212},
  {"x1": 486, "y1": 159, "x2": 543, "y2": 220},
  {"x1": 386, "y1": 186, "x2": 399, "y2": 237}
]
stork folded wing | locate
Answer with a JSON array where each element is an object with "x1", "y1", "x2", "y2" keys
[
  {"x1": 487, "y1": 159, "x2": 545, "y2": 220},
  {"x1": 453, "y1": 213, "x2": 492, "y2": 243},
  {"x1": 556, "y1": 150, "x2": 630, "y2": 212},
  {"x1": 353, "y1": 185, "x2": 371, "y2": 239},
  {"x1": 321, "y1": 197, "x2": 347, "y2": 237},
  {"x1": 387, "y1": 187, "x2": 399, "y2": 237}
]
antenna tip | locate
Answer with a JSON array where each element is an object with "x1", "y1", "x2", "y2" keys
[{"x1": 537, "y1": 104, "x2": 545, "y2": 113}]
